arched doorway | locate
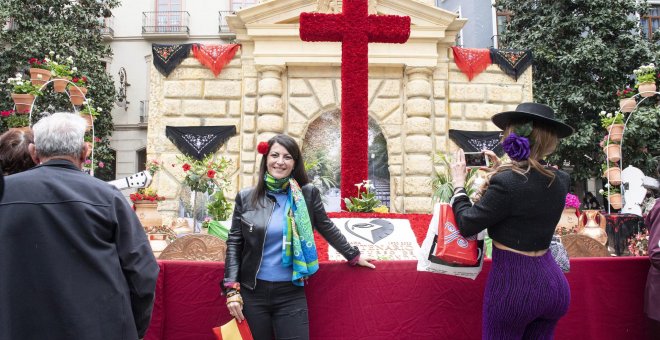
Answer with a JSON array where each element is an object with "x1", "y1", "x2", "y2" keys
[{"x1": 302, "y1": 109, "x2": 390, "y2": 211}]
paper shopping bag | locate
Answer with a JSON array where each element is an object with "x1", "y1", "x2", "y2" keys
[
  {"x1": 212, "y1": 318, "x2": 254, "y2": 340},
  {"x1": 434, "y1": 203, "x2": 479, "y2": 266}
]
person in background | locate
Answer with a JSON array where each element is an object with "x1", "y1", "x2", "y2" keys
[
  {"x1": 644, "y1": 163, "x2": 660, "y2": 340},
  {"x1": 0, "y1": 127, "x2": 36, "y2": 175},
  {"x1": 223, "y1": 134, "x2": 375, "y2": 340},
  {"x1": 582, "y1": 191, "x2": 601, "y2": 210},
  {"x1": 0, "y1": 113, "x2": 159, "y2": 340},
  {"x1": 450, "y1": 103, "x2": 574, "y2": 339}
]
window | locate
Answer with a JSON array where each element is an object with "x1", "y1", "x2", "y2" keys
[
  {"x1": 231, "y1": 0, "x2": 257, "y2": 11},
  {"x1": 641, "y1": 6, "x2": 660, "y2": 39},
  {"x1": 156, "y1": 0, "x2": 182, "y2": 32},
  {"x1": 495, "y1": 10, "x2": 511, "y2": 48},
  {"x1": 137, "y1": 148, "x2": 147, "y2": 173}
]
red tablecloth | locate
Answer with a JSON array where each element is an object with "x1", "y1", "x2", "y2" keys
[{"x1": 145, "y1": 257, "x2": 650, "y2": 339}]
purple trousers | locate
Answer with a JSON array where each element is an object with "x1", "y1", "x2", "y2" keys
[{"x1": 482, "y1": 246, "x2": 570, "y2": 340}]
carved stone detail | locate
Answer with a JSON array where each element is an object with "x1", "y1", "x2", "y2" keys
[{"x1": 159, "y1": 234, "x2": 227, "y2": 261}]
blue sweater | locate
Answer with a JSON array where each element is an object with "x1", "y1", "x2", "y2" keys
[{"x1": 256, "y1": 193, "x2": 293, "y2": 282}]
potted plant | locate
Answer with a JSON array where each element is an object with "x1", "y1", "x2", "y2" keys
[
  {"x1": 203, "y1": 190, "x2": 233, "y2": 240},
  {"x1": 633, "y1": 63, "x2": 656, "y2": 97},
  {"x1": 68, "y1": 75, "x2": 88, "y2": 106},
  {"x1": 344, "y1": 180, "x2": 388, "y2": 212},
  {"x1": 616, "y1": 86, "x2": 636, "y2": 113},
  {"x1": 80, "y1": 103, "x2": 101, "y2": 132},
  {"x1": 556, "y1": 193, "x2": 581, "y2": 235},
  {"x1": 6, "y1": 73, "x2": 42, "y2": 113},
  {"x1": 599, "y1": 134, "x2": 621, "y2": 163},
  {"x1": 28, "y1": 57, "x2": 51, "y2": 86},
  {"x1": 599, "y1": 110, "x2": 625, "y2": 142},
  {"x1": 601, "y1": 162, "x2": 621, "y2": 186},
  {"x1": 1, "y1": 109, "x2": 30, "y2": 129},
  {"x1": 599, "y1": 184, "x2": 622, "y2": 210},
  {"x1": 46, "y1": 52, "x2": 75, "y2": 93},
  {"x1": 130, "y1": 188, "x2": 166, "y2": 229}
]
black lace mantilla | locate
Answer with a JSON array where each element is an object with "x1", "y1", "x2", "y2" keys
[{"x1": 165, "y1": 126, "x2": 236, "y2": 160}]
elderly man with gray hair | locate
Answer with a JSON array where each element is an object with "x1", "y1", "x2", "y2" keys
[{"x1": 0, "y1": 113, "x2": 159, "y2": 340}]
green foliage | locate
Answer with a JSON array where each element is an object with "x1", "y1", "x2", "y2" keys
[
  {"x1": 344, "y1": 180, "x2": 383, "y2": 213},
  {"x1": 431, "y1": 152, "x2": 479, "y2": 203},
  {"x1": 633, "y1": 63, "x2": 657, "y2": 84},
  {"x1": 599, "y1": 110, "x2": 624, "y2": 128},
  {"x1": 304, "y1": 150, "x2": 338, "y2": 193},
  {"x1": 6, "y1": 73, "x2": 42, "y2": 95},
  {"x1": 496, "y1": 0, "x2": 660, "y2": 182},
  {"x1": 178, "y1": 153, "x2": 232, "y2": 195},
  {"x1": 1, "y1": 110, "x2": 29, "y2": 128},
  {"x1": 619, "y1": 106, "x2": 660, "y2": 174},
  {"x1": 207, "y1": 190, "x2": 233, "y2": 221},
  {"x1": 0, "y1": 0, "x2": 119, "y2": 180}
]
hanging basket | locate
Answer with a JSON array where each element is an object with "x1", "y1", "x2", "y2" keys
[
  {"x1": 602, "y1": 166, "x2": 622, "y2": 186},
  {"x1": 607, "y1": 124, "x2": 624, "y2": 142},
  {"x1": 638, "y1": 82, "x2": 656, "y2": 98},
  {"x1": 618, "y1": 98, "x2": 635, "y2": 113},
  {"x1": 29, "y1": 68, "x2": 51, "y2": 87},
  {"x1": 603, "y1": 144, "x2": 621, "y2": 163},
  {"x1": 68, "y1": 86, "x2": 88, "y2": 106},
  {"x1": 10, "y1": 93, "x2": 35, "y2": 113},
  {"x1": 52, "y1": 77, "x2": 70, "y2": 93},
  {"x1": 608, "y1": 193, "x2": 622, "y2": 210}
]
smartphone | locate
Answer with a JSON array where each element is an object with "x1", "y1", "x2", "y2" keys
[{"x1": 464, "y1": 151, "x2": 489, "y2": 168}]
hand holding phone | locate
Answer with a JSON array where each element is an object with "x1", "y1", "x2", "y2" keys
[{"x1": 464, "y1": 151, "x2": 489, "y2": 168}]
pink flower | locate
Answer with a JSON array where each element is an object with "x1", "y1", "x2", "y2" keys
[
  {"x1": 98, "y1": 161, "x2": 105, "y2": 168},
  {"x1": 94, "y1": 137, "x2": 101, "y2": 142},
  {"x1": 84, "y1": 159, "x2": 92, "y2": 164}
]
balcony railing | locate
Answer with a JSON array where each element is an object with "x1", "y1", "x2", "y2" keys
[
  {"x1": 100, "y1": 15, "x2": 114, "y2": 39},
  {"x1": 142, "y1": 11, "x2": 190, "y2": 35},
  {"x1": 491, "y1": 34, "x2": 509, "y2": 49},
  {"x1": 218, "y1": 10, "x2": 235, "y2": 33},
  {"x1": 140, "y1": 100, "x2": 149, "y2": 124}
]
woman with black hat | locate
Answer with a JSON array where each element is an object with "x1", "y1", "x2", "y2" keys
[{"x1": 450, "y1": 102, "x2": 574, "y2": 339}]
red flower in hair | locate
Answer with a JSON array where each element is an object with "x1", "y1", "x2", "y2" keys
[{"x1": 257, "y1": 141, "x2": 270, "y2": 155}]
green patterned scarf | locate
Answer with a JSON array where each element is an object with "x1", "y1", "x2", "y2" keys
[{"x1": 264, "y1": 172, "x2": 319, "y2": 286}]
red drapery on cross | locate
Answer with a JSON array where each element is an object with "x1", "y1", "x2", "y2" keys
[{"x1": 299, "y1": 0, "x2": 410, "y2": 206}]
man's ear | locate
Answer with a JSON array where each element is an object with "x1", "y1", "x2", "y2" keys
[
  {"x1": 80, "y1": 143, "x2": 89, "y2": 163},
  {"x1": 28, "y1": 143, "x2": 39, "y2": 164}
]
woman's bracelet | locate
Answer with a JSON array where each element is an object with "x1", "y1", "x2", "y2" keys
[{"x1": 226, "y1": 293, "x2": 243, "y2": 306}]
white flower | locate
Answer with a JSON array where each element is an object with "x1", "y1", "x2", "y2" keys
[
  {"x1": 55, "y1": 54, "x2": 60, "y2": 59},
  {"x1": 66, "y1": 56, "x2": 73, "y2": 63},
  {"x1": 50, "y1": 70, "x2": 56, "y2": 76},
  {"x1": 605, "y1": 183, "x2": 611, "y2": 189},
  {"x1": 16, "y1": 80, "x2": 23, "y2": 85},
  {"x1": 14, "y1": 72, "x2": 22, "y2": 78},
  {"x1": 44, "y1": 57, "x2": 50, "y2": 63},
  {"x1": 599, "y1": 110, "x2": 606, "y2": 116},
  {"x1": 49, "y1": 51, "x2": 55, "y2": 56},
  {"x1": 72, "y1": 67, "x2": 77, "y2": 72},
  {"x1": 97, "y1": 107, "x2": 102, "y2": 112},
  {"x1": 599, "y1": 189, "x2": 604, "y2": 194},
  {"x1": 606, "y1": 112, "x2": 612, "y2": 118}
]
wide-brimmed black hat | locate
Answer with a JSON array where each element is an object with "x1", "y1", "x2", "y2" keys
[{"x1": 491, "y1": 103, "x2": 574, "y2": 138}]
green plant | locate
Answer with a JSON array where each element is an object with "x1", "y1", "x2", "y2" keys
[
  {"x1": 46, "y1": 53, "x2": 74, "y2": 78},
  {"x1": 207, "y1": 190, "x2": 233, "y2": 221},
  {"x1": 599, "y1": 110, "x2": 624, "y2": 128},
  {"x1": 431, "y1": 152, "x2": 480, "y2": 203},
  {"x1": 598, "y1": 184, "x2": 620, "y2": 198},
  {"x1": 1, "y1": 109, "x2": 29, "y2": 128},
  {"x1": 344, "y1": 180, "x2": 385, "y2": 212},
  {"x1": 304, "y1": 150, "x2": 338, "y2": 193},
  {"x1": 146, "y1": 159, "x2": 161, "y2": 176},
  {"x1": 6, "y1": 73, "x2": 42, "y2": 95},
  {"x1": 177, "y1": 153, "x2": 232, "y2": 194},
  {"x1": 633, "y1": 63, "x2": 656, "y2": 84}
]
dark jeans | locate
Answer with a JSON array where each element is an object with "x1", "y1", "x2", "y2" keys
[{"x1": 242, "y1": 279, "x2": 309, "y2": 340}]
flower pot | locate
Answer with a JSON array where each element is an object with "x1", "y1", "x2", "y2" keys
[
  {"x1": 10, "y1": 93, "x2": 35, "y2": 113},
  {"x1": 555, "y1": 207, "x2": 580, "y2": 235},
  {"x1": 603, "y1": 144, "x2": 621, "y2": 163},
  {"x1": 52, "y1": 77, "x2": 70, "y2": 93},
  {"x1": 607, "y1": 124, "x2": 624, "y2": 142},
  {"x1": 638, "y1": 82, "x2": 656, "y2": 98},
  {"x1": 602, "y1": 166, "x2": 622, "y2": 186},
  {"x1": 618, "y1": 98, "x2": 635, "y2": 113},
  {"x1": 68, "y1": 86, "x2": 87, "y2": 106},
  {"x1": 80, "y1": 113, "x2": 95, "y2": 132},
  {"x1": 608, "y1": 193, "x2": 622, "y2": 210},
  {"x1": 134, "y1": 200, "x2": 163, "y2": 228},
  {"x1": 84, "y1": 141, "x2": 93, "y2": 158},
  {"x1": 29, "y1": 68, "x2": 51, "y2": 87}
]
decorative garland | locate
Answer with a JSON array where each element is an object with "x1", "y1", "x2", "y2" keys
[{"x1": 300, "y1": 0, "x2": 410, "y2": 206}]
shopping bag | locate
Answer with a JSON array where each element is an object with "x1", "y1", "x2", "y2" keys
[
  {"x1": 212, "y1": 318, "x2": 254, "y2": 340},
  {"x1": 434, "y1": 203, "x2": 479, "y2": 266},
  {"x1": 417, "y1": 203, "x2": 484, "y2": 280}
]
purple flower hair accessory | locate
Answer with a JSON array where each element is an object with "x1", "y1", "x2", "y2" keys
[{"x1": 502, "y1": 133, "x2": 530, "y2": 161}]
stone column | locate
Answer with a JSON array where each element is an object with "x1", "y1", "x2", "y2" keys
[{"x1": 403, "y1": 67, "x2": 434, "y2": 213}]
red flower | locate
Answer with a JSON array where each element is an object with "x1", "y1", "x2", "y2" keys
[
  {"x1": 1, "y1": 110, "x2": 14, "y2": 117},
  {"x1": 257, "y1": 141, "x2": 270, "y2": 155},
  {"x1": 207, "y1": 169, "x2": 216, "y2": 179},
  {"x1": 182, "y1": 163, "x2": 191, "y2": 172},
  {"x1": 72, "y1": 77, "x2": 79, "y2": 83}
]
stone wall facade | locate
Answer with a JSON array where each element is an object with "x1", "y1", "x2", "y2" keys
[{"x1": 148, "y1": 44, "x2": 531, "y2": 223}]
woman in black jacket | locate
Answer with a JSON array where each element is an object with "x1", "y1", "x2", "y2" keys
[
  {"x1": 223, "y1": 134, "x2": 374, "y2": 339},
  {"x1": 450, "y1": 103, "x2": 574, "y2": 339}
]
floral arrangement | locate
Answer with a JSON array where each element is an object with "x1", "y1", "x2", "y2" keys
[
  {"x1": 565, "y1": 193, "x2": 580, "y2": 209},
  {"x1": 28, "y1": 57, "x2": 48, "y2": 70},
  {"x1": 70, "y1": 75, "x2": 88, "y2": 87},
  {"x1": 6, "y1": 73, "x2": 42, "y2": 95},
  {"x1": 633, "y1": 63, "x2": 656, "y2": 84},
  {"x1": 177, "y1": 153, "x2": 232, "y2": 194},
  {"x1": 46, "y1": 52, "x2": 75, "y2": 78},
  {"x1": 1, "y1": 109, "x2": 29, "y2": 128},
  {"x1": 599, "y1": 183, "x2": 620, "y2": 198},
  {"x1": 615, "y1": 85, "x2": 635, "y2": 99},
  {"x1": 130, "y1": 188, "x2": 166, "y2": 202},
  {"x1": 599, "y1": 110, "x2": 624, "y2": 128},
  {"x1": 628, "y1": 230, "x2": 649, "y2": 256},
  {"x1": 147, "y1": 159, "x2": 161, "y2": 176},
  {"x1": 502, "y1": 122, "x2": 533, "y2": 162},
  {"x1": 344, "y1": 180, "x2": 388, "y2": 213}
]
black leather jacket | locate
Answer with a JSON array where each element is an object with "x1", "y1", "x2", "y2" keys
[{"x1": 223, "y1": 184, "x2": 360, "y2": 290}]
